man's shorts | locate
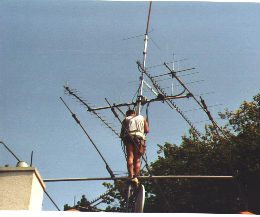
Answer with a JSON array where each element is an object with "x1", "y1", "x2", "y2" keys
[{"x1": 123, "y1": 135, "x2": 146, "y2": 156}]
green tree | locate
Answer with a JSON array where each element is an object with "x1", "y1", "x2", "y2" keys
[
  {"x1": 144, "y1": 93, "x2": 260, "y2": 213},
  {"x1": 219, "y1": 93, "x2": 260, "y2": 213},
  {"x1": 64, "y1": 195, "x2": 94, "y2": 212}
]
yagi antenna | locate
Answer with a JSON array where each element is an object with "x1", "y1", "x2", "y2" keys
[
  {"x1": 163, "y1": 63, "x2": 222, "y2": 136},
  {"x1": 64, "y1": 85, "x2": 121, "y2": 138},
  {"x1": 137, "y1": 61, "x2": 201, "y2": 137}
]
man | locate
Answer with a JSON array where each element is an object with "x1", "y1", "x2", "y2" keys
[{"x1": 120, "y1": 109, "x2": 149, "y2": 185}]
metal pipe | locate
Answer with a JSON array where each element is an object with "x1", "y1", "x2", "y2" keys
[
  {"x1": 30, "y1": 151, "x2": 34, "y2": 167},
  {"x1": 88, "y1": 101, "x2": 136, "y2": 112},
  {"x1": 43, "y1": 175, "x2": 234, "y2": 182},
  {"x1": 143, "y1": 79, "x2": 158, "y2": 96},
  {"x1": 137, "y1": 1, "x2": 152, "y2": 115}
]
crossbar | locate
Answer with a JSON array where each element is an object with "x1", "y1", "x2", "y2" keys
[
  {"x1": 43, "y1": 175, "x2": 234, "y2": 182},
  {"x1": 88, "y1": 94, "x2": 189, "y2": 112}
]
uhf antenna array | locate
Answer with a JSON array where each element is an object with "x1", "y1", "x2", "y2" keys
[{"x1": 63, "y1": 0, "x2": 225, "y2": 139}]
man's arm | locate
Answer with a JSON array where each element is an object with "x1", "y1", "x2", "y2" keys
[
  {"x1": 120, "y1": 119, "x2": 126, "y2": 138},
  {"x1": 144, "y1": 118, "x2": 149, "y2": 134}
]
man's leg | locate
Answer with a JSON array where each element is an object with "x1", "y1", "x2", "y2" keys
[
  {"x1": 134, "y1": 154, "x2": 141, "y2": 177},
  {"x1": 133, "y1": 139, "x2": 145, "y2": 177},
  {"x1": 125, "y1": 143, "x2": 134, "y2": 178}
]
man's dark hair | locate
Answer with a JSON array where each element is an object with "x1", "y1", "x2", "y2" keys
[{"x1": 126, "y1": 109, "x2": 135, "y2": 116}]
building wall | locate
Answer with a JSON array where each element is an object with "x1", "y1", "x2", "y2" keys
[{"x1": 0, "y1": 167, "x2": 45, "y2": 210}]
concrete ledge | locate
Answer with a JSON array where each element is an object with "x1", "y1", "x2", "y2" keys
[
  {"x1": 0, "y1": 167, "x2": 46, "y2": 210},
  {"x1": 0, "y1": 167, "x2": 46, "y2": 190}
]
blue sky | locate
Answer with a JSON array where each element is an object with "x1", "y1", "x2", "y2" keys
[{"x1": 0, "y1": 1, "x2": 260, "y2": 211}]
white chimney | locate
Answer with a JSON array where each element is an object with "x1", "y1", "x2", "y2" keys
[{"x1": 0, "y1": 166, "x2": 46, "y2": 210}]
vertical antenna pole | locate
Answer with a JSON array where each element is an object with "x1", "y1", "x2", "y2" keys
[
  {"x1": 30, "y1": 151, "x2": 34, "y2": 166},
  {"x1": 137, "y1": 1, "x2": 152, "y2": 115},
  {"x1": 171, "y1": 52, "x2": 175, "y2": 95},
  {"x1": 143, "y1": 1, "x2": 152, "y2": 67}
]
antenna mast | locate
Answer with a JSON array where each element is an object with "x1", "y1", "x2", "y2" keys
[{"x1": 137, "y1": 1, "x2": 152, "y2": 115}]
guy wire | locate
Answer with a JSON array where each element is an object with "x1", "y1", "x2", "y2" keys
[
  {"x1": 60, "y1": 97, "x2": 115, "y2": 179},
  {"x1": 44, "y1": 189, "x2": 61, "y2": 211},
  {"x1": 0, "y1": 141, "x2": 21, "y2": 162}
]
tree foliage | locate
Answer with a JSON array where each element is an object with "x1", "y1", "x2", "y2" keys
[
  {"x1": 64, "y1": 195, "x2": 94, "y2": 212},
  {"x1": 144, "y1": 93, "x2": 260, "y2": 213},
  {"x1": 64, "y1": 93, "x2": 260, "y2": 213}
]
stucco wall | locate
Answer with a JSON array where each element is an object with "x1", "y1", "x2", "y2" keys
[{"x1": 0, "y1": 167, "x2": 45, "y2": 210}]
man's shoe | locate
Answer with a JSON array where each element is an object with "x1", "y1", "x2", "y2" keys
[{"x1": 131, "y1": 177, "x2": 139, "y2": 186}]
